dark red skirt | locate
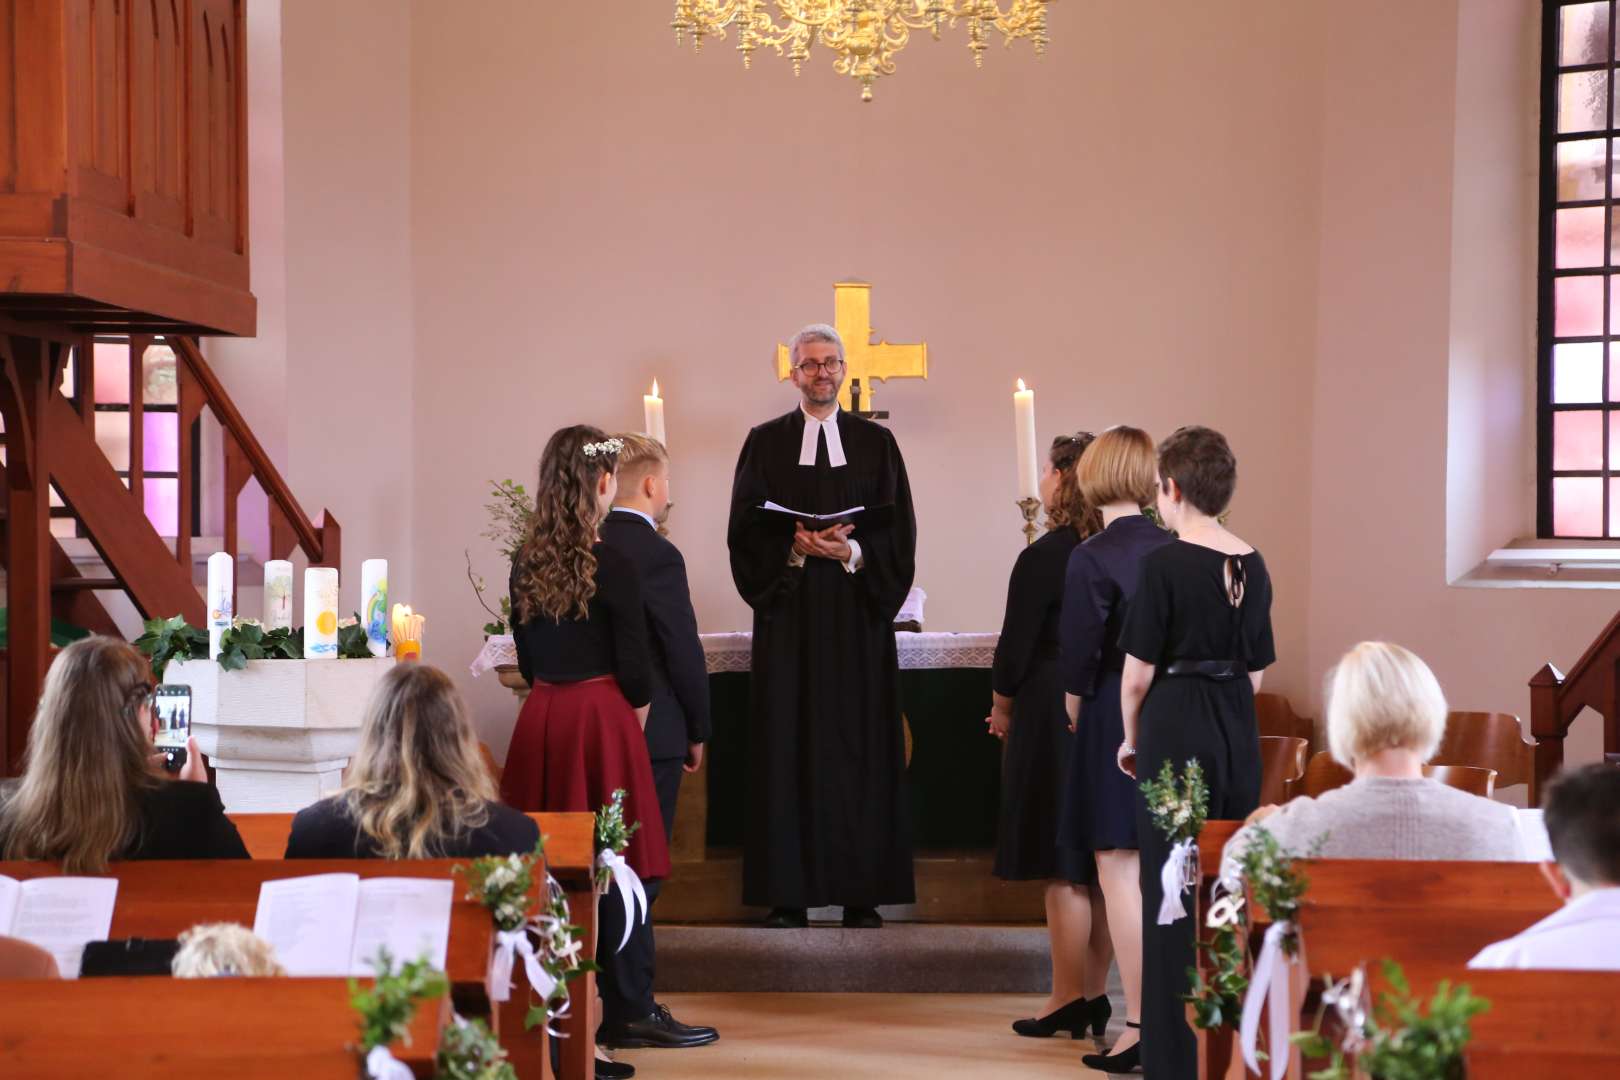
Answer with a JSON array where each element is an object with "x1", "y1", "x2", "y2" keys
[{"x1": 500, "y1": 676, "x2": 670, "y2": 881}]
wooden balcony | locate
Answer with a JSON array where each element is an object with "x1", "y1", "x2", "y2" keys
[{"x1": 0, "y1": 0, "x2": 255, "y2": 336}]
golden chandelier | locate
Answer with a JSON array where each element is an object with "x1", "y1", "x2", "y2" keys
[{"x1": 669, "y1": 1, "x2": 1051, "y2": 102}]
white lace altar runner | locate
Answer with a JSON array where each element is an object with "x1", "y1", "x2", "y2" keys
[{"x1": 471, "y1": 631, "x2": 999, "y2": 678}]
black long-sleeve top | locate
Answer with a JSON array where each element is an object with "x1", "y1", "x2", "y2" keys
[
  {"x1": 509, "y1": 542, "x2": 653, "y2": 708},
  {"x1": 991, "y1": 527, "x2": 1080, "y2": 698}
]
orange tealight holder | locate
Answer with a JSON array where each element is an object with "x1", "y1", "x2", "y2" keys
[{"x1": 391, "y1": 603, "x2": 425, "y2": 662}]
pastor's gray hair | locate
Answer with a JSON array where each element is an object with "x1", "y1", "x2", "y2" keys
[{"x1": 788, "y1": 323, "x2": 844, "y2": 368}]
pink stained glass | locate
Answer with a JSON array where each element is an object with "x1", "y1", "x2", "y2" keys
[
  {"x1": 142, "y1": 412, "x2": 179, "y2": 472},
  {"x1": 92, "y1": 412, "x2": 130, "y2": 472},
  {"x1": 1611, "y1": 480, "x2": 1620, "y2": 537},
  {"x1": 144, "y1": 478, "x2": 178, "y2": 537},
  {"x1": 1561, "y1": 70, "x2": 1610, "y2": 133},
  {"x1": 1558, "y1": 139, "x2": 1612, "y2": 201},
  {"x1": 93, "y1": 342, "x2": 131, "y2": 405},
  {"x1": 1555, "y1": 409, "x2": 1605, "y2": 470},
  {"x1": 1557, "y1": 342, "x2": 1605, "y2": 402},
  {"x1": 1610, "y1": 413, "x2": 1620, "y2": 470},
  {"x1": 1555, "y1": 476, "x2": 1604, "y2": 536},
  {"x1": 1558, "y1": 206, "x2": 1607, "y2": 267},
  {"x1": 1557, "y1": 275, "x2": 1605, "y2": 336},
  {"x1": 1564, "y1": 2, "x2": 1611, "y2": 66}
]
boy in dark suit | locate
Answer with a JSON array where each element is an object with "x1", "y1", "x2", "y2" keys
[{"x1": 595, "y1": 433, "x2": 717, "y2": 1050}]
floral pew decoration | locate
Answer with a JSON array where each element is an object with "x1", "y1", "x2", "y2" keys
[
  {"x1": 1232, "y1": 827, "x2": 1322, "y2": 1080},
  {"x1": 350, "y1": 947, "x2": 521, "y2": 1080},
  {"x1": 1293, "y1": 959, "x2": 1489, "y2": 1080},
  {"x1": 595, "y1": 788, "x2": 648, "y2": 953},
  {"x1": 459, "y1": 839, "x2": 590, "y2": 1037},
  {"x1": 1143, "y1": 758, "x2": 1210, "y2": 925}
]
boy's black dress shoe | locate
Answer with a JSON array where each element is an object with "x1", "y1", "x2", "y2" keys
[
  {"x1": 600, "y1": 1004, "x2": 720, "y2": 1049},
  {"x1": 763, "y1": 906, "x2": 809, "y2": 928},
  {"x1": 841, "y1": 906, "x2": 883, "y2": 928}
]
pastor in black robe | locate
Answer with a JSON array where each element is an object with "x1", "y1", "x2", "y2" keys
[{"x1": 727, "y1": 407, "x2": 918, "y2": 909}]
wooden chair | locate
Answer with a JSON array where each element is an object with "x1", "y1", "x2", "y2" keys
[
  {"x1": 1259, "y1": 735, "x2": 1309, "y2": 805},
  {"x1": 1422, "y1": 763, "x2": 1497, "y2": 798},
  {"x1": 1432, "y1": 711, "x2": 1535, "y2": 790},
  {"x1": 1296, "y1": 751, "x2": 1354, "y2": 798},
  {"x1": 1255, "y1": 692, "x2": 1314, "y2": 752}
]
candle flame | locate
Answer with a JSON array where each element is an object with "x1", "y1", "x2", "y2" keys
[
  {"x1": 651, "y1": 378, "x2": 660, "y2": 398},
  {"x1": 1016, "y1": 378, "x2": 1027, "y2": 392}
]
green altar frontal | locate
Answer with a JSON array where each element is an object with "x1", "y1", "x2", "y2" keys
[{"x1": 699, "y1": 631, "x2": 1002, "y2": 852}]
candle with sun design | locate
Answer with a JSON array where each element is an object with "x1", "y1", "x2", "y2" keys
[{"x1": 303, "y1": 567, "x2": 340, "y2": 659}]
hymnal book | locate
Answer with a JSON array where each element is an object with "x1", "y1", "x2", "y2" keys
[
  {"x1": 755, "y1": 501, "x2": 894, "y2": 532},
  {"x1": 1513, "y1": 808, "x2": 1553, "y2": 862},
  {"x1": 0, "y1": 875, "x2": 118, "y2": 979},
  {"x1": 253, "y1": 874, "x2": 453, "y2": 977}
]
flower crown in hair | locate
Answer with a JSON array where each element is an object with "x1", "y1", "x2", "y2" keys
[{"x1": 582, "y1": 438, "x2": 623, "y2": 459}]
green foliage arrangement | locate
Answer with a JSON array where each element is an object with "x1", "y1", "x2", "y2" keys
[
  {"x1": 434, "y1": 1017, "x2": 517, "y2": 1080},
  {"x1": 593, "y1": 788, "x2": 642, "y2": 889},
  {"x1": 1142, "y1": 758, "x2": 1210, "y2": 844},
  {"x1": 214, "y1": 621, "x2": 302, "y2": 671},
  {"x1": 1186, "y1": 914, "x2": 1249, "y2": 1030},
  {"x1": 466, "y1": 479, "x2": 536, "y2": 637},
  {"x1": 458, "y1": 843, "x2": 541, "y2": 933},
  {"x1": 348, "y1": 948, "x2": 448, "y2": 1058},
  {"x1": 1236, "y1": 825, "x2": 1324, "y2": 958},
  {"x1": 1293, "y1": 959, "x2": 1489, "y2": 1080},
  {"x1": 134, "y1": 615, "x2": 207, "y2": 680}
]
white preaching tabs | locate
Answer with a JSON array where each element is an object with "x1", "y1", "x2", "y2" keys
[
  {"x1": 0, "y1": 874, "x2": 118, "y2": 979},
  {"x1": 798, "y1": 407, "x2": 848, "y2": 468},
  {"x1": 253, "y1": 873, "x2": 453, "y2": 976}
]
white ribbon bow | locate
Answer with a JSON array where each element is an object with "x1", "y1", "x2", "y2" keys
[
  {"x1": 1156, "y1": 836, "x2": 1198, "y2": 925},
  {"x1": 596, "y1": 849, "x2": 649, "y2": 953},
  {"x1": 488, "y1": 926, "x2": 559, "y2": 1004},
  {"x1": 365, "y1": 1045, "x2": 413, "y2": 1080},
  {"x1": 1241, "y1": 920, "x2": 1297, "y2": 1080}
]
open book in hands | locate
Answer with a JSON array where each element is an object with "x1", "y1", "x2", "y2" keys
[
  {"x1": 0, "y1": 875, "x2": 118, "y2": 979},
  {"x1": 252, "y1": 874, "x2": 453, "y2": 976},
  {"x1": 755, "y1": 501, "x2": 894, "y2": 532}
]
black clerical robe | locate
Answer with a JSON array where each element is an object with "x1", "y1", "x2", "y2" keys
[{"x1": 727, "y1": 408, "x2": 918, "y2": 908}]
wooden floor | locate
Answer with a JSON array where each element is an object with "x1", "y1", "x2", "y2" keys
[{"x1": 614, "y1": 993, "x2": 1114, "y2": 1078}]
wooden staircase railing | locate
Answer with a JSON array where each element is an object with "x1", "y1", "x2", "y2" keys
[
  {"x1": 0, "y1": 324, "x2": 339, "y2": 773},
  {"x1": 1529, "y1": 607, "x2": 1620, "y2": 805}
]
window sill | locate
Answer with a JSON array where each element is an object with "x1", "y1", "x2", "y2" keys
[{"x1": 1453, "y1": 540, "x2": 1620, "y2": 589}]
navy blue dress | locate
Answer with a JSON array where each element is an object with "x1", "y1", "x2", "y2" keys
[
  {"x1": 990, "y1": 526, "x2": 1090, "y2": 883},
  {"x1": 1057, "y1": 514, "x2": 1174, "y2": 855}
]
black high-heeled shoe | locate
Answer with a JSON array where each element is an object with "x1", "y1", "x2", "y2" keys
[
  {"x1": 1081, "y1": 1020, "x2": 1141, "y2": 1074},
  {"x1": 1011, "y1": 996, "x2": 1090, "y2": 1038},
  {"x1": 1084, "y1": 994, "x2": 1113, "y2": 1038}
]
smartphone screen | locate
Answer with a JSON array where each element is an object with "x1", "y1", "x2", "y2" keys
[{"x1": 152, "y1": 685, "x2": 190, "y2": 770}]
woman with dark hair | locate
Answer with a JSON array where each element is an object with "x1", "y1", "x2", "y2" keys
[
  {"x1": 1118, "y1": 425, "x2": 1275, "y2": 1079},
  {"x1": 502, "y1": 424, "x2": 667, "y2": 1080},
  {"x1": 987, "y1": 432, "x2": 1113, "y2": 1041}
]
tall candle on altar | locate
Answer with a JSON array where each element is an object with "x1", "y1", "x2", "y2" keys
[
  {"x1": 303, "y1": 567, "x2": 339, "y2": 659},
  {"x1": 206, "y1": 552, "x2": 233, "y2": 660},
  {"x1": 263, "y1": 560, "x2": 294, "y2": 631},
  {"x1": 1014, "y1": 379, "x2": 1039, "y2": 501},
  {"x1": 360, "y1": 559, "x2": 388, "y2": 657},
  {"x1": 644, "y1": 379, "x2": 666, "y2": 446}
]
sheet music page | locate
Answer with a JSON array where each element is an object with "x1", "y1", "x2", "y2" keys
[
  {"x1": 349, "y1": 878, "x2": 454, "y2": 975},
  {"x1": 253, "y1": 873, "x2": 361, "y2": 976},
  {"x1": 14, "y1": 877, "x2": 118, "y2": 979},
  {"x1": 0, "y1": 876, "x2": 19, "y2": 937},
  {"x1": 1513, "y1": 808, "x2": 1553, "y2": 862}
]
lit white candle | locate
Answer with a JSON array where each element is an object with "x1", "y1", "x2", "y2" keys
[
  {"x1": 1014, "y1": 378, "x2": 1039, "y2": 501},
  {"x1": 303, "y1": 567, "x2": 339, "y2": 659},
  {"x1": 263, "y1": 560, "x2": 294, "y2": 631},
  {"x1": 360, "y1": 558, "x2": 388, "y2": 658},
  {"x1": 644, "y1": 379, "x2": 666, "y2": 447},
  {"x1": 206, "y1": 551, "x2": 234, "y2": 660}
]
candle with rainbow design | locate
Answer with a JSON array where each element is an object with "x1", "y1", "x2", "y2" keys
[{"x1": 360, "y1": 559, "x2": 388, "y2": 658}]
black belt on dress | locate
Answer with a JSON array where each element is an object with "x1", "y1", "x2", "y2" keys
[{"x1": 1162, "y1": 660, "x2": 1244, "y2": 681}]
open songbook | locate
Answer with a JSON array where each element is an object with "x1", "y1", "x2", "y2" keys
[
  {"x1": 755, "y1": 501, "x2": 894, "y2": 531},
  {"x1": 0, "y1": 875, "x2": 118, "y2": 979},
  {"x1": 252, "y1": 874, "x2": 453, "y2": 976}
]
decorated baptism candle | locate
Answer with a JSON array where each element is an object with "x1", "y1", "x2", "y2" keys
[
  {"x1": 206, "y1": 551, "x2": 234, "y2": 660},
  {"x1": 263, "y1": 560, "x2": 294, "y2": 631},
  {"x1": 303, "y1": 567, "x2": 340, "y2": 659},
  {"x1": 360, "y1": 558, "x2": 388, "y2": 657}
]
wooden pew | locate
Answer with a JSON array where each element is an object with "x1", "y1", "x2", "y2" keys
[
  {"x1": 227, "y1": 811, "x2": 598, "y2": 1080},
  {"x1": 0, "y1": 975, "x2": 446, "y2": 1079},
  {"x1": 1461, "y1": 970, "x2": 1620, "y2": 1080}
]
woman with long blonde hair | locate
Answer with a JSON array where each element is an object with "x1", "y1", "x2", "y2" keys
[
  {"x1": 0, "y1": 636, "x2": 246, "y2": 871},
  {"x1": 285, "y1": 663, "x2": 537, "y2": 858}
]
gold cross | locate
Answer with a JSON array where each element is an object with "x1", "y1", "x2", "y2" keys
[{"x1": 776, "y1": 281, "x2": 928, "y2": 412}]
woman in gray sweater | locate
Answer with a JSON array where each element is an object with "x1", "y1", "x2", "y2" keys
[{"x1": 1222, "y1": 641, "x2": 1523, "y2": 876}]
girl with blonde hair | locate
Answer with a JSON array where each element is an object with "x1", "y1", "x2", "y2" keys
[
  {"x1": 285, "y1": 662, "x2": 537, "y2": 858},
  {"x1": 0, "y1": 636, "x2": 246, "y2": 872}
]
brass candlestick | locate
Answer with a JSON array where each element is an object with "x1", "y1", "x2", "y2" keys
[{"x1": 1018, "y1": 497, "x2": 1041, "y2": 546}]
